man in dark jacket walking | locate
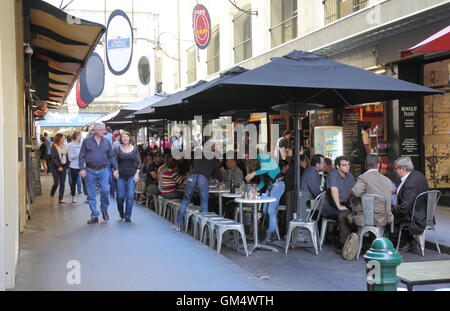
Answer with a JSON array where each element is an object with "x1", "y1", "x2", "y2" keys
[{"x1": 392, "y1": 156, "x2": 429, "y2": 251}]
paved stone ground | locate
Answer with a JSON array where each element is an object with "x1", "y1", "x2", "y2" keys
[{"x1": 11, "y1": 176, "x2": 450, "y2": 291}]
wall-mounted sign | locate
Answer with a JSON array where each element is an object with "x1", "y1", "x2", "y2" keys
[
  {"x1": 81, "y1": 52, "x2": 105, "y2": 99},
  {"x1": 106, "y1": 9, "x2": 133, "y2": 75},
  {"x1": 37, "y1": 112, "x2": 104, "y2": 127},
  {"x1": 76, "y1": 79, "x2": 90, "y2": 108},
  {"x1": 192, "y1": 4, "x2": 211, "y2": 49},
  {"x1": 138, "y1": 56, "x2": 150, "y2": 85}
]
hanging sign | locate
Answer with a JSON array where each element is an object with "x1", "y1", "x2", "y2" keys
[
  {"x1": 106, "y1": 9, "x2": 133, "y2": 75},
  {"x1": 192, "y1": 4, "x2": 211, "y2": 49},
  {"x1": 81, "y1": 52, "x2": 105, "y2": 99}
]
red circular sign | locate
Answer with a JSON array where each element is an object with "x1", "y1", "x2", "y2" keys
[{"x1": 192, "y1": 4, "x2": 211, "y2": 49}]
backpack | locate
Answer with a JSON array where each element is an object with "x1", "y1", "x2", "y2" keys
[{"x1": 342, "y1": 233, "x2": 359, "y2": 260}]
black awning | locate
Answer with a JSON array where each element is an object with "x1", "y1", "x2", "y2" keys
[{"x1": 27, "y1": 0, "x2": 105, "y2": 105}]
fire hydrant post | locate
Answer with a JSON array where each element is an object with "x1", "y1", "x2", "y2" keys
[{"x1": 363, "y1": 237, "x2": 403, "y2": 291}]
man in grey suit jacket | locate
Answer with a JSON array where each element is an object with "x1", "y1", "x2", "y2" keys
[{"x1": 338, "y1": 154, "x2": 394, "y2": 248}]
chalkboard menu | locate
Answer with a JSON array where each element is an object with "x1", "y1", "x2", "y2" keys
[
  {"x1": 342, "y1": 109, "x2": 360, "y2": 157},
  {"x1": 314, "y1": 109, "x2": 335, "y2": 126},
  {"x1": 30, "y1": 148, "x2": 42, "y2": 198}
]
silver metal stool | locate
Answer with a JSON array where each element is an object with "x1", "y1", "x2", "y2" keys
[
  {"x1": 214, "y1": 221, "x2": 249, "y2": 257},
  {"x1": 191, "y1": 212, "x2": 217, "y2": 239}
]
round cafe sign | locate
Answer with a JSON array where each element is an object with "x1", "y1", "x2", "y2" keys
[{"x1": 192, "y1": 4, "x2": 211, "y2": 49}]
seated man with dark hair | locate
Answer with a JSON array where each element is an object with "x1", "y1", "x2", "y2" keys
[
  {"x1": 322, "y1": 156, "x2": 356, "y2": 248},
  {"x1": 301, "y1": 154, "x2": 325, "y2": 199}
]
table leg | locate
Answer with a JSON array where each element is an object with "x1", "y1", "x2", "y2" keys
[
  {"x1": 219, "y1": 193, "x2": 223, "y2": 216},
  {"x1": 239, "y1": 203, "x2": 243, "y2": 224},
  {"x1": 248, "y1": 203, "x2": 278, "y2": 254}
]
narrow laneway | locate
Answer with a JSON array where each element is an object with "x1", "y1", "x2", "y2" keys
[{"x1": 13, "y1": 176, "x2": 279, "y2": 291}]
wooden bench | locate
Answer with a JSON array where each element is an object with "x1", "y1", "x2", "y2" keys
[{"x1": 397, "y1": 260, "x2": 450, "y2": 291}]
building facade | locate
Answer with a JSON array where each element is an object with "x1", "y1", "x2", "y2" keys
[{"x1": 157, "y1": 0, "x2": 450, "y2": 188}]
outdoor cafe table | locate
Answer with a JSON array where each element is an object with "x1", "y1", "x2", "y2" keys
[
  {"x1": 209, "y1": 188, "x2": 230, "y2": 216},
  {"x1": 396, "y1": 260, "x2": 450, "y2": 291},
  {"x1": 234, "y1": 197, "x2": 277, "y2": 254}
]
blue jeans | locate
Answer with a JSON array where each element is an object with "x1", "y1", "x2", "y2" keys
[
  {"x1": 176, "y1": 174, "x2": 209, "y2": 225},
  {"x1": 67, "y1": 170, "x2": 82, "y2": 193},
  {"x1": 51, "y1": 168, "x2": 67, "y2": 201},
  {"x1": 162, "y1": 192, "x2": 182, "y2": 200},
  {"x1": 262, "y1": 180, "x2": 285, "y2": 233},
  {"x1": 85, "y1": 168, "x2": 110, "y2": 217},
  {"x1": 116, "y1": 177, "x2": 136, "y2": 220},
  {"x1": 107, "y1": 163, "x2": 116, "y2": 197}
]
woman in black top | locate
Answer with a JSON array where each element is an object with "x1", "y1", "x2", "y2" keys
[
  {"x1": 115, "y1": 131, "x2": 142, "y2": 222},
  {"x1": 50, "y1": 133, "x2": 69, "y2": 204},
  {"x1": 39, "y1": 136, "x2": 48, "y2": 176}
]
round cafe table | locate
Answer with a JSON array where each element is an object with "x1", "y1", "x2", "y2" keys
[
  {"x1": 209, "y1": 188, "x2": 230, "y2": 216},
  {"x1": 234, "y1": 197, "x2": 277, "y2": 254}
]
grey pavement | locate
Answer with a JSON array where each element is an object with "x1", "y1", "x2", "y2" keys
[{"x1": 11, "y1": 176, "x2": 450, "y2": 291}]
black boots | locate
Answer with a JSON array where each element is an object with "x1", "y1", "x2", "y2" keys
[{"x1": 261, "y1": 231, "x2": 275, "y2": 245}]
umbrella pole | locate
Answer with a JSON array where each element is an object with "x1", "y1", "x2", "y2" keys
[{"x1": 291, "y1": 103, "x2": 305, "y2": 221}]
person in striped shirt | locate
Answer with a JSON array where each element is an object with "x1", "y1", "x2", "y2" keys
[{"x1": 160, "y1": 158, "x2": 184, "y2": 199}]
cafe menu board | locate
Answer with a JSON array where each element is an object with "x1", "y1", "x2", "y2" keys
[
  {"x1": 314, "y1": 109, "x2": 335, "y2": 126},
  {"x1": 399, "y1": 103, "x2": 420, "y2": 157},
  {"x1": 342, "y1": 109, "x2": 360, "y2": 157}
]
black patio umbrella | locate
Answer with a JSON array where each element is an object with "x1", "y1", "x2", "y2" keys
[
  {"x1": 134, "y1": 66, "x2": 249, "y2": 120},
  {"x1": 107, "y1": 93, "x2": 168, "y2": 124},
  {"x1": 160, "y1": 50, "x2": 442, "y2": 222}
]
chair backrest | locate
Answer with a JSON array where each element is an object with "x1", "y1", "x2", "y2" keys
[
  {"x1": 307, "y1": 191, "x2": 326, "y2": 222},
  {"x1": 412, "y1": 190, "x2": 441, "y2": 226},
  {"x1": 360, "y1": 194, "x2": 387, "y2": 227}
]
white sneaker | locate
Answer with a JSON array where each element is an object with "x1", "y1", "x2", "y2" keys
[{"x1": 174, "y1": 224, "x2": 181, "y2": 231}]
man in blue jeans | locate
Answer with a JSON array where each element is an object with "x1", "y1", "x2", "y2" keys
[
  {"x1": 79, "y1": 123, "x2": 118, "y2": 224},
  {"x1": 175, "y1": 158, "x2": 224, "y2": 231}
]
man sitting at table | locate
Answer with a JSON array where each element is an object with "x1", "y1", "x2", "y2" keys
[
  {"x1": 391, "y1": 156, "x2": 429, "y2": 252},
  {"x1": 337, "y1": 154, "x2": 394, "y2": 252},
  {"x1": 224, "y1": 159, "x2": 244, "y2": 188},
  {"x1": 321, "y1": 156, "x2": 356, "y2": 249},
  {"x1": 300, "y1": 154, "x2": 325, "y2": 211}
]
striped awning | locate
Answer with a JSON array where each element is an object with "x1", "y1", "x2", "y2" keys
[{"x1": 29, "y1": 0, "x2": 105, "y2": 105}]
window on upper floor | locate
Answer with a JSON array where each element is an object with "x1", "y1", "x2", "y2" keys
[
  {"x1": 186, "y1": 46, "x2": 197, "y2": 84},
  {"x1": 233, "y1": 6, "x2": 252, "y2": 64},
  {"x1": 207, "y1": 26, "x2": 220, "y2": 75},
  {"x1": 270, "y1": 0, "x2": 298, "y2": 48},
  {"x1": 323, "y1": 0, "x2": 370, "y2": 25}
]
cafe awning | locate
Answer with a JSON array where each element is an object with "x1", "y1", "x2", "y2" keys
[
  {"x1": 401, "y1": 24, "x2": 450, "y2": 58},
  {"x1": 27, "y1": 0, "x2": 105, "y2": 105}
]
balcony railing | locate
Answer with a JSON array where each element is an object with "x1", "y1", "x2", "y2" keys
[{"x1": 324, "y1": 0, "x2": 370, "y2": 25}]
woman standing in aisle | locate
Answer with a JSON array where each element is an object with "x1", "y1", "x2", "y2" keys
[
  {"x1": 67, "y1": 131, "x2": 87, "y2": 203},
  {"x1": 50, "y1": 133, "x2": 69, "y2": 204},
  {"x1": 39, "y1": 136, "x2": 48, "y2": 176},
  {"x1": 115, "y1": 131, "x2": 141, "y2": 222}
]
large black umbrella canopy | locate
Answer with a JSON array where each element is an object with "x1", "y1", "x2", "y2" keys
[
  {"x1": 220, "y1": 50, "x2": 441, "y2": 106},
  {"x1": 134, "y1": 66, "x2": 249, "y2": 120},
  {"x1": 108, "y1": 93, "x2": 168, "y2": 123}
]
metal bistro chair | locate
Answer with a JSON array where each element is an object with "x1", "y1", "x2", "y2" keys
[
  {"x1": 396, "y1": 190, "x2": 442, "y2": 256},
  {"x1": 214, "y1": 221, "x2": 249, "y2": 257},
  {"x1": 203, "y1": 218, "x2": 235, "y2": 248},
  {"x1": 183, "y1": 205, "x2": 202, "y2": 233},
  {"x1": 191, "y1": 212, "x2": 218, "y2": 239},
  {"x1": 356, "y1": 194, "x2": 389, "y2": 260},
  {"x1": 285, "y1": 192, "x2": 326, "y2": 255}
]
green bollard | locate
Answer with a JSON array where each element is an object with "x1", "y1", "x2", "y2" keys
[{"x1": 363, "y1": 237, "x2": 403, "y2": 291}]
